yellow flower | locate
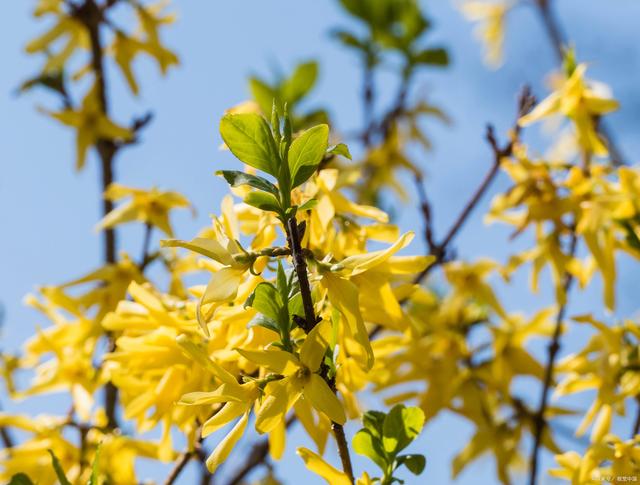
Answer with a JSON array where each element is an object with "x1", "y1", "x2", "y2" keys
[
  {"x1": 178, "y1": 338, "x2": 262, "y2": 473},
  {"x1": 25, "y1": 4, "x2": 87, "y2": 73},
  {"x1": 297, "y1": 447, "x2": 373, "y2": 485},
  {"x1": 245, "y1": 321, "x2": 346, "y2": 433},
  {"x1": 460, "y1": 1, "x2": 511, "y2": 68},
  {"x1": 97, "y1": 183, "x2": 191, "y2": 237},
  {"x1": 519, "y1": 64, "x2": 619, "y2": 156},
  {"x1": 323, "y1": 231, "x2": 434, "y2": 369},
  {"x1": 162, "y1": 214, "x2": 255, "y2": 335},
  {"x1": 443, "y1": 259, "x2": 507, "y2": 319},
  {"x1": 47, "y1": 84, "x2": 133, "y2": 170},
  {"x1": 550, "y1": 435, "x2": 640, "y2": 485}
]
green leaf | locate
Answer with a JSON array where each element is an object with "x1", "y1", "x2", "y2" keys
[
  {"x1": 289, "y1": 124, "x2": 330, "y2": 188},
  {"x1": 88, "y1": 446, "x2": 101, "y2": 485},
  {"x1": 248, "y1": 314, "x2": 280, "y2": 334},
  {"x1": 9, "y1": 474, "x2": 35, "y2": 485},
  {"x1": 276, "y1": 261, "x2": 289, "y2": 302},
  {"x1": 397, "y1": 454, "x2": 426, "y2": 475},
  {"x1": 414, "y1": 48, "x2": 449, "y2": 66},
  {"x1": 217, "y1": 170, "x2": 279, "y2": 196},
  {"x1": 382, "y1": 405, "x2": 425, "y2": 455},
  {"x1": 220, "y1": 113, "x2": 280, "y2": 176},
  {"x1": 327, "y1": 143, "x2": 352, "y2": 160},
  {"x1": 249, "y1": 77, "x2": 278, "y2": 115},
  {"x1": 283, "y1": 61, "x2": 318, "y2": 104},
  {"x1": 48, "y1": 449, "x2": 72, "y2": 485},
  {"x1": 288, "y1": 291, "x2": 303, "y2": 329},
  {"x1": 362, "y1": 410, "x2": 386, "y2": 439},
  {"x1": 353, "y1": 429, "x2": 388, "y2": 471},
  {"x1": 331, "y1": 29, "x2": 368, "y2": 52},
  {"x1": 244, "y1": 191, "x2": 282, "y2": 214},
  {"x1": 245, "y1": 282, "x2": 283, "y2": 323},
  {"x1": 297, "y1": 199, "x2": 318, "y2": 212}
]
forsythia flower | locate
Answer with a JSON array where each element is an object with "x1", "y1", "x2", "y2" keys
[
  {"x1": 550, "y1": 435, "x2": 640, "y2": 484},
  {"x1": 460, "y1": 1, "x2": 511, "y2": 68},
  {"x1": 97, "y1": 183, "x2": 191, "y2": 237},
  {"x1": 519, "y1": 64, "x2": 619, "y2": 157},
  {"x1": 248, "y1": 321, "x2": 346, "y2": 432},
  {"x1": 48, "y1": 84, "x2": 133, "y2": 170},
  {"x1": 297, "y1": 447, "x2": 373, "y2": 485}
]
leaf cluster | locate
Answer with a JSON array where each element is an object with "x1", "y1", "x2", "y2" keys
[{"x1": 353, "y1": 405, "x2": 426, "y2": 484}]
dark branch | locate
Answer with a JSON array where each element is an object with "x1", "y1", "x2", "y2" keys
[
  {"x1": 527, "y1": 231, "x2": 578, "y2": 485},
  {"x1": 284, "y1": 216, "x2": 355, "y2": 483}
]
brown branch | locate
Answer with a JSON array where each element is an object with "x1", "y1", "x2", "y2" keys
[
  {"x1": 284, "y1": 216, "x2": 355, "y2": 483},
  {"x1": 632, "y1": 396, "x2": 640, "y2": 439},
  {"x1": 533, "y1": 0, "x2": 625, "y2": 166},
  {"x1": 527, "y1": 231, "x2": 578, "y2": 485},
  {"x1": 0, "y1": 422, "x2": 13, "y2": 449},
  {"x1": 139, "y1": 223, "x2": 153, "y2": 269},
  {"x1": 73, "y1": 0, "x2": 121, "y2": 430},
  {"x1": 163, "y1": 451, "x2": 194, "y2": 485}
]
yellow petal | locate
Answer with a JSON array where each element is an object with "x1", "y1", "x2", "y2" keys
[
  {"x1": 296, "y1": 447, "x2": 351, "y2": 485},
  {"x1": 299, "y1": 320, "x2": 331, "y2": 371},
  {"x1": 236, "y1": 349, "x2": 299, "y2": 374},
  {"x1": 269, "y1": 419, "x2": 286, "y2": 461},
  {"x1": 179, "y1": 384, "x2": 246, "y2": 406},
  {"x1": 256, "y1": 377, "x2": 302, "y2": 434},
  {"x1": 322, "y1": 273, "x2": 374, "y2": 370},
  {"x1": 518, "y1": 91, "x2": 562, "y2": 126},
  {"x1": 206, "y1": 412, "x2": 249, "y2": 473},
  {"x1": 202, "y1": 401, "x2": 247, "y2": 437},
  {"x1": 176, "y1": 334, "x2": 239, "y2": 385},
  {"x1": 338, "y1": 232, "x2": 415, "y2": 275},
  {"x1": 304, "y1": 374, "x2": 346, "y2": 425},
  {"x1": 161, "y1": 237, "x2": 236, "y2": 266}
]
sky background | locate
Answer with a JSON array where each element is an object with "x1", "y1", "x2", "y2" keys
[{"x1": 1, "y1": 1, "x2": 639, "y2": 484}]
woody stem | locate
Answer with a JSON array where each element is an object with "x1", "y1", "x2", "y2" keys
[{"x1": 285, "y1": 215, "x2": 355, "y2": 484}]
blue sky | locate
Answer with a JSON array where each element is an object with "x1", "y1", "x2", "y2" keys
[{"x1": 1, "y1": 1, "x2": 639, "y2": 484}]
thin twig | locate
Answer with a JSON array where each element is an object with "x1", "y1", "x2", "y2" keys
[
  {"x1": 163, "y1": 452, "x2": 193, "y2": 485},
  {"x1": 411, "y1": 87, "x2": 534, "y2": 287},
  {"x1": 632, "y1": 396, "x2": 640, "y2": 438},
  {"x1": 139, "y1": 223, "x2": 153, "y2": 269},
  {"x1": 74, "y1": 0, "x2": 121, "y2": 430},
  {"x1": 527, "y1": 231, "x2": 578, "y2": 485}
]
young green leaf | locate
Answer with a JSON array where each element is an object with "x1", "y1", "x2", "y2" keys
[
  {"x1": 288, "y1": 292, "x2": 304, "y2": 329},
  {"x1": 249, "y1": 77, "x2": 278, "y2": 115},
  {"x1": 362, "y1": 410, "x2": 386, "y2": 439},
  {"x1": 47, "y1": 449, "x2": 72, "y2": 485},
  {"x1": 297, "y1": 199, "x2": 318, "y2": 212},
  {"x1": 248, "y1": 314, "x2": 280, "y2": 334},
  {"x1": 382, "y1": 405, "x2": 425, "y2": 455},
  {"x1": 220, "y1": 113, "x2": 280, "y2": 176},
  {"x1": 217, "y1": 170, "x2": 279, "y2": 196},
  {"x1": 8, "y1": 474, "x2": 35, "y2": 485},
  {"x1": 289, "y1": 124, "x2": 330, "y2": 187},
  {"x1": 246, "y1": 283, "x2": 282, "y2": 321},
  {"x1": 244, "y1": 191, "x2": 282, "y2": 214},
  {"x1": 352, "y1": 429, "x2": 388, "y2": 471},
  {"x1": 327, "y1": 143, "x2": 352, "y2": 160},
  {"x1": 282, "y1": 61, "x2": 318, "y2": 104},
  {"x1": 397, "y1": 454, "x2": 426, "y2": 475},
  {"x1": 88, "y1": 446, "x2": 101, "y2": 485},
  {"x1": 276, "y1": 261, "x2": 289, "y2": 302}
]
